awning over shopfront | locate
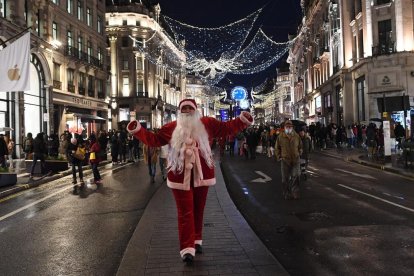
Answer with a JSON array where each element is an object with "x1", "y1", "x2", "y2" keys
[{"x1": 72, "y1": 113, "x2": 106, "y2": 121}]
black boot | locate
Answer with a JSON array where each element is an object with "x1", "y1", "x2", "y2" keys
[{"x1": 182, "y1": 253, "x2": 193, "y2": 264}]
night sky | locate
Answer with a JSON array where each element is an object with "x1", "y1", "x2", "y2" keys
[{"x1": 153, "y1": 0, "x2": 303, "y2": 89}]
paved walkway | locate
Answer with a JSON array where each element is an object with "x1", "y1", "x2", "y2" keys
[{"x1": 117, "y1": 159, "x2": 288, "y2": 276}]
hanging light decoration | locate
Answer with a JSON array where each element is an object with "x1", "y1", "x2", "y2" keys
[{"x1": 130, "y1": 7, "x2": 297, "y2": 88}]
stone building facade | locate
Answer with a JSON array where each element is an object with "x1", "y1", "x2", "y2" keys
[
  {"x1": 106, "y1": 2, "x2": 186, "y2": 130},
  {"x1": 0, "y1": 0, "x2": 108, "y2": 157},
  {"x1": 288, "y1": 0, "x2": 414, "y2": 136}
]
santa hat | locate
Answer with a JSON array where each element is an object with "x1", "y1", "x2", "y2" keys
[{"x1": 178, "y1": 99, "x2": 197, "y2": 111}]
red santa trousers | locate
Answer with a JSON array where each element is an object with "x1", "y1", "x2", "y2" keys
[{"x1": 171, "y1": 185, "x2": 209, "y2": 257}]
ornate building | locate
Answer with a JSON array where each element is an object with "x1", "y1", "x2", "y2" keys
[
  {"x1": 0, "y1": 0, "x2": 107, "y2": 157},
  {"x1": 288, "y1": 0, "x2": 414, "y2": 135},
  {"x1": 185, "y1": 75, "x2": 216, "y2": 118},
  {"x1": 106, "y1": 1, "x2": 186, "y2": 130}
]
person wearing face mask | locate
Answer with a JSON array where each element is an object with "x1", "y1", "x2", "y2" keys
[{"x1": 275, "y1": 120, "x2": 303, "y2": 200}]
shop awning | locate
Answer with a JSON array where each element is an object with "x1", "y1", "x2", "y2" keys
[{"x1": 72, "y1": 113, "x2": 106, "y2": 121}]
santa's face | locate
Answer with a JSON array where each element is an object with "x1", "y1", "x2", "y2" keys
[
  {"x1": 176, "y1": 105, "x2": 200, "y2": 132},
  {"x1": 180, "y1": 105, "x2": 195, "y2": 114}
]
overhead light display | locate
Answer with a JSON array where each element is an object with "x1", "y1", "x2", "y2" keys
[
  {"x1": 131, "y1": 7, "x2": 295, "y2": 86},
  {"x1": 231, "y1": 86, "x2": 247, "y2": 101}
]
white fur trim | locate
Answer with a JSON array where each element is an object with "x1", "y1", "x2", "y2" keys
[
  {"x1": 195, "y1": 240, "x2": 202, "y2": 245},
  {"x1": 240, "y1": 111, "x2": 254, "y2": 126},
  {"x1": 179, "y1": 100, "x2": 197, "y2": 111},
  {"x1": 180, "y1": 247, "x2": 195, "y2": 258},
  {"x1": 127, "y1": 120, "x2": 141, "y2": 134}
]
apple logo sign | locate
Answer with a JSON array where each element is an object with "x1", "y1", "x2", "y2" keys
[{"x1": 8, "y1": 65, "x2": 21, "y2": 81}]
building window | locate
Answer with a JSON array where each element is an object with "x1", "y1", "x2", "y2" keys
[
  {"x1": 86, "y1": 8, "x2": 92, "y2": 27},
  {"x1": 53, "y1": 63, "x2": 60, "y2": 81},
  {"x1": 137, "y1": 79, "x2": 144, "y2": 93},
  {"x1": 123, "y1": 58, "x2": 129, "y2": 70},
  {"x1": 97, "y1": 47, "x2": 102, "y2": 64},
  {"x1": 67, "y1": 0, "x2": 73, "y2": 14},
  {"x1": 97, "y1": 79, "x2": 104, "y2": 99},
  {"x1": 87, "y1": 40, "x2": 92, "y2": 63},
  {"x1": 53, "y1": 63, "x2": 61, "y2": 90},
  {"x1": 356, "y1": 76, "x2": 365, "y2": 122},
  {"x1": 97, "y1": 15, "x2": 103, "y2": 34},
  {"x1": 79, "y1": 72, "x2": 85, "y2": 95},
  {"x1": 324, "y1": 93, "x2": 332, "y2": 109},
  {"x1": 136, "y1": 56, "x2": 143, "y2": 70},
  {"x1": 52, "y1": 0, "x2": 59, "y2": 4},
  {"x1": 376, "y1": 0, "x2": 391, "y2": 5},
  {"x1": 77, "y1": 1, "x2": 83, "y2": 21},
  {"x1": 377, "y1": 19, "x2": 393, "y2": 54},
  {"x1": 35, "y1": 10, "x2": 41, "y2": 36},
  {"x1": 358, "y1": 29, "x2": 364, "y2": 58},
  {"x1": 0, "y1": 0, "x2": 5, "y2": 18},
  {"x1": 52, "y1": 22, "x2": 58, "y2": 40},
  {"x1": 122, "y1": 19, "x2": 127, "y2": 26},
  {"x1": 88, "y1": 75, "x2": 94, "y2": 97},
  {"x1": 78, "y1": 35, "x2": 83, "y2": 59},
  {"x1": 67, "y1": 68, "x2": 75, "y2": 93},
  {"x1": 122, "y1": 76, "x2": 129, "y2": 97},
  {"x1": 67, "y1": 30, "x2": 73, "y2": 55}
]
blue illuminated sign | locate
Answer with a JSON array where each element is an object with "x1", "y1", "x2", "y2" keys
[
  {"x1": 219, "y1": 109, "x2": 229, "y2": 121},
  {"x1": 231, "y1": 86, "x2": 247, "y2": 101}
]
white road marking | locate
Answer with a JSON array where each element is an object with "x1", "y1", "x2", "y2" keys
[
  {"x1": 251, "y1": 171, "x2": 272, "y2": 183},
  {"x1": 0, "y1": 163, "x2": 131, "y2": 222},
  {"x1": 338, "y1": 184, "x2": 414, "y2": 213},
  {"x1": 0, "y1": 186, "x2": 72, "y2": 222},
  {"x1": 334, "y1": 168, "x2": 377, "y2": 180}
]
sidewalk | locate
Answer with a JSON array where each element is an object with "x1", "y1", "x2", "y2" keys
[
  {"x1": 117, "y1": 159, "x2": 288, "y2": 276},
  {"x1": 317, "y1": 147, "x2": 414, "y2": 179}
]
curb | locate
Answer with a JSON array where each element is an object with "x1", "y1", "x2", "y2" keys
[
  {"x1": 0, "y1": 160, "x2": 112, "y2": 200},
  {"x1": 319, "y1": 150, "x2": 414, "y2": 179}
]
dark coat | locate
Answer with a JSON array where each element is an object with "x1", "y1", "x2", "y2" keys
[{"x1": 33, "y1": 135, "x2": 47, "y2": 155}]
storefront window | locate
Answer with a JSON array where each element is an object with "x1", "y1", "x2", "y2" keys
[{"x1": 119, "y1": 107, "x2": 130, "y2": 121}]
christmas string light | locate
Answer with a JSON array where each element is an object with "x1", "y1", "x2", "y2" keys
[
  {"x1": 129, "y1": 8, "x2": 298, "y2": 89},
  {"x1": 163, "y1": 9, "x2": 261, "y2": 61}
]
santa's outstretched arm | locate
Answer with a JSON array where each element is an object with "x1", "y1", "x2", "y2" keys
[
  {"x1": 205, "y1": 111, "x2": 254, "y2": 138},
  {"x1": 127, "y1": 120, "x2": 174, "y2": 147}
]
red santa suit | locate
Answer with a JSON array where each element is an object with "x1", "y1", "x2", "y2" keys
[{"x1": 127, "y1": 99, "x2": 253, "y2": 261}]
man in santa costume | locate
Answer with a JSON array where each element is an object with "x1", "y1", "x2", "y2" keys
[{"x1": 127, "y1": 98, "x2": 253, "y2": 264}]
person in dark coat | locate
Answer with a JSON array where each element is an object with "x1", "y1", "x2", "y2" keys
[
  {"x1": 394, "y1": 122, "x2": 405, "y2": 149},
  {"x1": 110, "y1": 131, "x2": 119, "y2": 164},
  {"x1": 0, "y1": 134, "x2": 8, "y2": 168},
  {"x1": 29, "y1": 133, "x2": 48, "y2": 178},
  {"x1": 67, "y1": 137, "x2": 85, "y2": 192},
  {"x1": 246, "y1": 128, "x2": 259, "y2": 159}
]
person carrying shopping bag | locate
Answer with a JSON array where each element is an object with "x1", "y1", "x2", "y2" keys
[
  {"x1": 67, "y1": 137, "x2": 85, "y2": 192},
  {"x1": 89, "y1": 134, "x2": 102, "y2": 185}
]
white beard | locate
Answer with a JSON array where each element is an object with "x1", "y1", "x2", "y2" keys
[{"x1": 168, "y1": 110, "x2": 213, "y2": 173}]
